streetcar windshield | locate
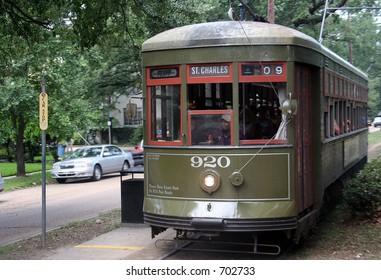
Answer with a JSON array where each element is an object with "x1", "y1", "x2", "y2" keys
[
  {"x1": 146, "y1": 66, "x2": 288, "y2": 146},
  {"x1": 189, "y1": 110, "x2": 234, "y2": 146},
  {"x1": 187, "y1": 82, "x2": 288, "y2": 146}
]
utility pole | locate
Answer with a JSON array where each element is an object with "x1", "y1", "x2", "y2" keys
[
  {"x1": 108, "y1": 96, "x2": 112, "y2": 144},
  {"x1": 268, "y1": 0, "x2": 275, "y2": 23}
]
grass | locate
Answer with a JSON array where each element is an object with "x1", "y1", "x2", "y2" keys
[
  {"x1": 0, "y1": 155, "x2": 54, "y2": 192},
  {"x1": 2, "y1": 172, "x2": 55, "y2": 191},
  {"x1": 0, "y1": 162, "x2": 53, "y2": 177},
  {"x1": 368, "y1": 128, "x2": 381, "y2": 145},
  {"x1": 282, "y1": 201, "x2": 381, "y2": 260}
]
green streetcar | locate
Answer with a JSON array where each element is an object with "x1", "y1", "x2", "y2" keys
[{"x1": 140, "y1": 21, "x2": 368, "y2": 254}]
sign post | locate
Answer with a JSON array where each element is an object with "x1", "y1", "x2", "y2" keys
[{"x1": 40, "y1": 76, "x2": 48, "y2": 247}]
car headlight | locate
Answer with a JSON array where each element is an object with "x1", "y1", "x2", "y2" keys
[
  {"x1": 199, "y1": 169, "x2": 221, "y2": 194},
  {"x1": 77, "y1": 162, "x2": 91, "y2": 168}
]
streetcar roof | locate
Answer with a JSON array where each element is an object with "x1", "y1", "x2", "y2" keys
[
  {"x1": 142, "y1": 21, "x2": 367, "y2": 80},
  {"x1": 142, "y1": 21, "x2": 319, "y2": 51}
]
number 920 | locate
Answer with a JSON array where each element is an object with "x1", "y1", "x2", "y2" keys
[{"x1": 190, "y1": 156, "x2": 231, "y2": 168}]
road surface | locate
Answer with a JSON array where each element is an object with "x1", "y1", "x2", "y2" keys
[{"x1": 0, "y1": 173, "x2": 136, "y2": 246}]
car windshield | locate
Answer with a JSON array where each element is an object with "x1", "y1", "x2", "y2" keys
[{"x1": 67, "y1": 147, "x2": 102, "y2": 159}]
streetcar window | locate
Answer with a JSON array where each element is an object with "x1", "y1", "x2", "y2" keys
[
  {"x1": 187, "y1": 83, "x2": 233, "y2": 146},
  {"x1": 239, "y1": 82, "x2": 287, "y2": 143},
  {"x1": 189, "y1": 110, "x2": 233, "y2": 146},
  {"x1": 324, "y1": 96, "x2": 368, "y2": 138},
  {"x1": 323, "y1": 69, "x2": 368, "y2": 139},
  {"x1": 188, "y1": 83, "x2": 232, "y2": 110},
  {"x1": 149, "y1": 85, "x2": 181, "y2": 142}
]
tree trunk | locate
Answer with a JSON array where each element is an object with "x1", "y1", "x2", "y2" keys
[
  {"x1": 15, "y1": 116, "x2": 26, "y2": 177},
  {"x1": 6, "y1": 139, "x2": 14, "y2": 162}
]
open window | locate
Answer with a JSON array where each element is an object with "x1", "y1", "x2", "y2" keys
[{"x1": 239, "y1": 82, "x2": 287, "y2": 145}]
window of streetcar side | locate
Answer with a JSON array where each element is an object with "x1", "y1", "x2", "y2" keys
[{"x1": 323, "y1": 69, "x2": 368, "y2": 138}]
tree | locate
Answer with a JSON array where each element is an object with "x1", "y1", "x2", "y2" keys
[
  {"x1": 0, "y1": 71, "x2": 39, "y2": 176},
  {"x1": 1, "y1": 0, "x2": 381, "y2": 176}
]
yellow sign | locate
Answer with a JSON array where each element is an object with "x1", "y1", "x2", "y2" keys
[{"x1": 39, "y1": 93, "x2": 48, "y2": 130}]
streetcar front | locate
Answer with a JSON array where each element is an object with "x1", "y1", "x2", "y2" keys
[{"x1": 141, "y1": 22, "x2": 312, "y2": 239}]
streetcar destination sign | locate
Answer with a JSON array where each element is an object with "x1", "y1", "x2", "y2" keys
[
  {"x1": 150, "y1": 67, "x2": 179, "y2": 79},
  {"x1": 189, "y1": 65, "x2": 230, "y2": 77}
]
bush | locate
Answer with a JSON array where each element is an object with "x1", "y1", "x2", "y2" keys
[
  {"x1": 129, "y1": 125, "x2": 143, "y2": 145},
  {"x1": 343, "y1": 159, "x2": 381, "y2": 219}
]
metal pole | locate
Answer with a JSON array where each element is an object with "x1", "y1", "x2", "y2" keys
[
  {"x1": 238, "y1": 3, "x2": 245, "y2": 21},
  {"x1": 347, "y1": 13, "x2": 353, "y2": 64},
  {"x1": 319, "y1": 0, "x2": 330, "y2": 43},
  {"x1": 108, "y1": 117, "x2": 112, "y2": 144},
  {"x1": 318, "y1": 5, "x2": 380, "y2": 44},
  {"x1": 268, "y1": 0, "x2": 275, "y2": 24},
  {"x1": 41, "y1": 75, "x2": 47, "y2": 248},
  {"x1": 108, "y1": 96, "x2": 112, "y2": 144}
]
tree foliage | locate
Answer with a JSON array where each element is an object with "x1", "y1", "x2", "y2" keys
[
  {"x1": 1, "y1": 0, "x2": 381, "y2": 175},
  {"x1": 343, "y1": 159, "x2": 381, "y2": 219}
]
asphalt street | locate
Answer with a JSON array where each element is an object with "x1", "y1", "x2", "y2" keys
[{"x1": 0, "y1": 174, "x2": 129, "y2": 246}]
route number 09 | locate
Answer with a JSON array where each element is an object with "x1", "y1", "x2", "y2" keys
[
  {"x1": 190, "y1": 156, "x2": 231, "y2": 168},
  {"x1": 263, "y1": 65, "x2": 283, "y2": 75}
]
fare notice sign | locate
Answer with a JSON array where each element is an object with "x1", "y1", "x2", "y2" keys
[{"x1": 39, "y1": 93, "x2": 48, "y2": 130}]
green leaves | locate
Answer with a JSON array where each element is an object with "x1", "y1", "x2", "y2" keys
[
  {"x1": 1, "y1": 0, "x2": 381, "y2": 174},
  {"x1": 343, "y1": 159, "x2": 381, "y2": 219}
]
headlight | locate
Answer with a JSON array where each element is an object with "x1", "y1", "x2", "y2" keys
[
  {"x1": 77, "y1": 162, "x2": 91, "y2": 168},
  {"x1": 199, "y1": 169, "x2": 221, "y2": 194}
]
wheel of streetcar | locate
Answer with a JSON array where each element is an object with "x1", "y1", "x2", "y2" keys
[
  {"x1": 122, "y1": 160, "x2": 130, "y2": 171},
  {"x1": 92, "y1": 165, "x2": 102, "y2": 181},
  {"x1": 56, "y1": 178, "x2": 67, "y2": 184}
]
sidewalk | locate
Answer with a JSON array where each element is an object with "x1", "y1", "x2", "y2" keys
[{"x1": 45, "y1": 224, "x2": 176, "y2": 260}]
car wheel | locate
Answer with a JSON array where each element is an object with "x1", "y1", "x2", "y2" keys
[
  {"x1": 122, "y1": 160, "x2": 130, "y2": 171},
  {"x1": 92, "y1": 165, "x2": 102, "y2": 181},
  {"x1": 56, "y1": 178, "x2": 67, "y2": 184}
]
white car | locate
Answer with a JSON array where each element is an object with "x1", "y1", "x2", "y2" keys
[
  {"x1": 0, "y1": 172, "x2": 4, "y2": 192},
  {"x1": 51, "y1": 144, "x2": 135, "y2": 183},
  {"x1": 373, "y1": 116, "x2": 381, "y2": 127}
]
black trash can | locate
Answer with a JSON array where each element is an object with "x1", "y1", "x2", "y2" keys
[{"x1": 121, "y1": 178, "x2": 144, "y2": 223}]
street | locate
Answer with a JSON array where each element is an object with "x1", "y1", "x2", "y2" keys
[
  {"x1": 368, "y1": 125, "x2": 380, "y2": 133},
  {"x1": 0, "y1": 173, "x2": 134, "y2": 246}
]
